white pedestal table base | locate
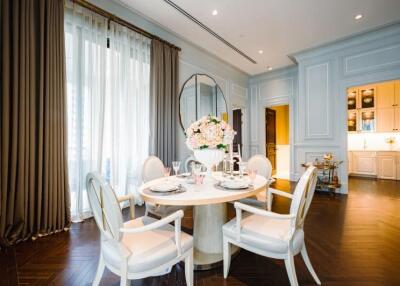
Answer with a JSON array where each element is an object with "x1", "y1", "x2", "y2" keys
[{"x1": 193, "y1": 203, "x2": 239, "y2": 270}]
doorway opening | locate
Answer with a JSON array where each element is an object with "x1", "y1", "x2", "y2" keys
[
  {"x1": 232, "y1": 108, "x2": 243, "y2": 155},
  {"x1": 265, "y1": 105, "x2": 290, "y2": 179}
]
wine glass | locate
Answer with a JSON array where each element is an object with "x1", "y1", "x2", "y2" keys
[
  {"x1": 172, "y1": 161, "x2": 181, "y2": 176},
  {"x1": 163, "y1": 167, "x2": 171, "y2": 181},
  {"x1": 248, "y1": 169, "x2": 257, "y2": 187},
  {"x1": 238, "y1": 162, "x2": 248, "y2": 179}
]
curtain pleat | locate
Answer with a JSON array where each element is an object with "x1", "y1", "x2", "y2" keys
[
  {"x1": 0, "y1": 0, "x2": 70, "y2": 247},
  {"x1": 149, "y1": 39, "x2": 179, "y2": 167}
]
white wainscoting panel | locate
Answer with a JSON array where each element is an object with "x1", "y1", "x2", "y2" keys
[
  {"x1": 304, "y1": 62, "x2": 332, "y2": 139},
  {"x1": 344, "y1": 44, "x2": 400, "y2": 75}
]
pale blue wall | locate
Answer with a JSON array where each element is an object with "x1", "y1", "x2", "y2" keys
[
  {"x1": 249, "y1": 23, "x2": 400, "y2": 193},
  {"x1": 89, "y1": 0, "x2": 250, "y2": 162}
]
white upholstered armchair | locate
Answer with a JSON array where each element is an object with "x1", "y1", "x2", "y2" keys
[
  {"x1": 223, "y1": 166, "x2": 320, "y2": 286},
  {"x1": 142, "y1": 156, "x2": 187, "y2": 217},
  {"x1": 86, "y1": 172, "x2": 193, "y2": 286},
  {"x1": 239, "y1": 154, "x2": 273, "y2": 209}
]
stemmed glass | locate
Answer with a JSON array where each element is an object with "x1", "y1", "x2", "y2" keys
[
  {"x1": 163, "y1": 167, "x2": 171, "y2": 181},
  {"x1": 248, "y1": 169, "x2": 257, "y2": 187},
  {"x1": 172, "y1": 161, "x2": 181, "y2": 176},
  {"x1": 238, "y1": 162, "x2": 248, "y2": 179}
]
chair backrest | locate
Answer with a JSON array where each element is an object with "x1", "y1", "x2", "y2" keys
[
  {"x1": 86, "y1": 172, "x2": 123, "y2": 242},
  {"x1": 289, "y1": 166, "x2": 317, "y2": 228},
  {"x1": 142, "y1": 156, "x2": 164, "y2": 183},
  {"x1": 247, "y1": 154, "x2": 272, "y2": 179}
]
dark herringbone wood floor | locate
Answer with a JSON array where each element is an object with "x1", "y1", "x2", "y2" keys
[{"x1": 1, "y1": 177, "x2": 400, "y2": 286}]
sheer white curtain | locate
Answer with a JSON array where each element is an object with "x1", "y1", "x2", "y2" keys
[
  {"x1": 105, "y1": 23, "x2": 151, "y2": 204},
  {"x1": 65, "y1": 3, "x2": 107, "y2": 221},
  {"x1": 65, "y1": 2, "x2": 150, "y2": 222}
]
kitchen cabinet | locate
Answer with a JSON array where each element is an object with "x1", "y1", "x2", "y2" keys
[
  {"x1": 351, "y1": 151, "x2": 377, "y2": 176},
  {"x1": 377, "y1": 152, "x2": 397, "y2": 180},
  {"x1": 396, "y1": 80, "x2": 400, "y2": 106},
  {"x1": 396, "y1": 107, "x2": 400, "y2": 131},
  {"x1": 348, "y1": 152, "x2": 353, "y2": 173},
  {"x1": 349, "y1": 151, "x2": 400, "y2": 180},
  {"x1": 377, "y1": 81, "x2": 395, "y2": 108},
  {"x1": 376, "y1": 108, "x2": 396, "y2": 132},
  {"x1": 397, "y1": 153, "x2": 400, "y2": 180},
  {"x1": 347, "y1": 85, "x2": 376, "y2": 132},
  {"x1": 349, "y1": 80, "x2": 400, "y2": 133},
  {"x1": 375, "y1": 80, "x2": 400, "y2": 132}
]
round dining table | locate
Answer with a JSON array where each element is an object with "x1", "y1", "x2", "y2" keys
[{"x1": 138, "y1": 172, "x2": 268, "y2": 270}]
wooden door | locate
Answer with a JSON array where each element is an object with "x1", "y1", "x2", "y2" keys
[
  {"x1": 232, "y1": 109, "x2": 242, "y2": 154},
  {"x1": 377, "y1": 81, "x2": 395, "y2": 108},
  {"x1": 265, "y1": 108, "x2": 276, "y2": 174}
]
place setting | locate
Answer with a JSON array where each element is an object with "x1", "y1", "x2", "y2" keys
[
  {"x1": 143, "y1": 163, "x2": 187, "y2": 196},
  {"x1": 214, "y1": 168, "x2": 258, "y2": 191}
]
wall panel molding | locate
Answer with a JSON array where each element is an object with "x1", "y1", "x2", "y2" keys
[
  {"x1": 344, "y1": 44, "x2": 400, "y2": 76},
  {"x1": 304, "y1": 62, "x2": 332, "y2": 139}
]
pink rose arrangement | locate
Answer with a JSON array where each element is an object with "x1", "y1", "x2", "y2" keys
[{"x1": 185, "y1": 115, "x2": 236, "y2": 150}]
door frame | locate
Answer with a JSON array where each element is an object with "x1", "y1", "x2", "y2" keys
[
  {"x1": 259, "y1": 97, "x2": 294, "y2": 181},
  {"x1": 340, "y1": 75, "x2": 400, "y2": 193},
  {"x1": 232, "y1": 105, "x2": 249, "y2": 160}
]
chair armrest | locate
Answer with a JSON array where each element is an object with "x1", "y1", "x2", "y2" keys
[
  {"x1": 120, "y1": 210, "x2": 184, "y2": 255},
  {"x1": 117, "y1": 194, "x2": 135, "y2": 219},
  {"x1": 117, "y1": 194, "x2": 134, "y2": 203},
  {"x1": 234, "y1": 202, "x2": 296, "y2": 242},
  {"x1": 268, "y1": 188, "x2": 293, "y2": 199},
  {"x1": 234, "y1": 202, "x2": 295, "y2": 220},
  {"x1": 267, "y1": 188, "x2": 293, "y2": 211}
]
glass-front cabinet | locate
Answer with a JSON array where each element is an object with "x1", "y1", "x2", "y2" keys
[
  {"x1": 360, "y1": 88, "x2": 375, "y2": 109},
  {"x1": 361, "y1": 109, "x2": 375, "y2": 131},
  {"x1": 347, "y1": 89, "x2": 357, "y2": 110},
  {"x1": 347, "y1": 111, "x2": 357, "y2": 132},
  {"x1": 347, "y1": 85, "x2": 376, "y2": 132}
]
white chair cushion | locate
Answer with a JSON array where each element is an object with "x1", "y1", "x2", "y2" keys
[
  {"x1": 102, "y1": 216, "x2": 193, "y2": 273},
  {"x1": 223, "y1": 213, "x2": 304, "y2": 254}
]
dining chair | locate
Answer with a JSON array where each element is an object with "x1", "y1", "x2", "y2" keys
[
  {"x1": 222, "y1": 166, "x2": 321, "y2": 286},
  {"x1": 142, "y1": 156, "x2": 187, "y2": 217},
  {"x1": 86, "y1": 172, "x2": 193, "y2": 286},
  {"x1": 239, "y1": 154, "x2": 273, "y2": 209}
]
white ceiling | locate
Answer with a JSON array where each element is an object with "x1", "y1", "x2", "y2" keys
[{"x1": 118, "y1": 0, "x2": 400, "y2": 75}]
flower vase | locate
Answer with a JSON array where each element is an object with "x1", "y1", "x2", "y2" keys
[{"x1": 194, "y1": 149, "x2": 225, "y2": 179}]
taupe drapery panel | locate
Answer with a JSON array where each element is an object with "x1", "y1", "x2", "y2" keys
[
  {"x1": 149, "y1": 39, "x2": 179, "y2": 167},
  {"x1": 0, "y1": 0, "x2": 70, "y2": 247}
]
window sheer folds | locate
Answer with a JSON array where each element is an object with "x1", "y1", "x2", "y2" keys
[{"x1": 65, "y1": 2, "x2": 150, "y2": 222}]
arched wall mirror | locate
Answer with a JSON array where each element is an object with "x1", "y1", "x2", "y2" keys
[{"x1": 179, "y1": 74, "x2": 228, "y2": 131}]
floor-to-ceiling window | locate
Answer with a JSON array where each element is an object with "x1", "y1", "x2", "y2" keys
[{"x1": 64, "y1": 2, "x2": 150, "y2": 222}]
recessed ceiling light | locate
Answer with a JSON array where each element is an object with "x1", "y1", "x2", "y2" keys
[
  {"x1": 258, "y1": 50, "x2": 263, "y2": 54},
  {"x1": 355, "y1": 14, "x2": 363, "y2": 20},
  {"x1": 267, "y1": 66, "x2": 273, "y2": 71},
  {"x1": 212, "y1": 10, "x2": 218, "y2": 16}
]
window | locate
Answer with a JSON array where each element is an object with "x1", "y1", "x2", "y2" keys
[{"x1": 65, "y1": 3, "x2": 150, "y2": 221}]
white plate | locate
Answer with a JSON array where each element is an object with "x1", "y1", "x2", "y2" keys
[
  {"x1": 150, "y1": 183, "x2": 179, "y2": 193},
  {"x1": 221, "y1": 180, "x2": 249, "y2": 189}
]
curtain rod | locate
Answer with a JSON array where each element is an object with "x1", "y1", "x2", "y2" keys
[{"x1": 71, "y1": 0, "x2": 181, "y2": 51}]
